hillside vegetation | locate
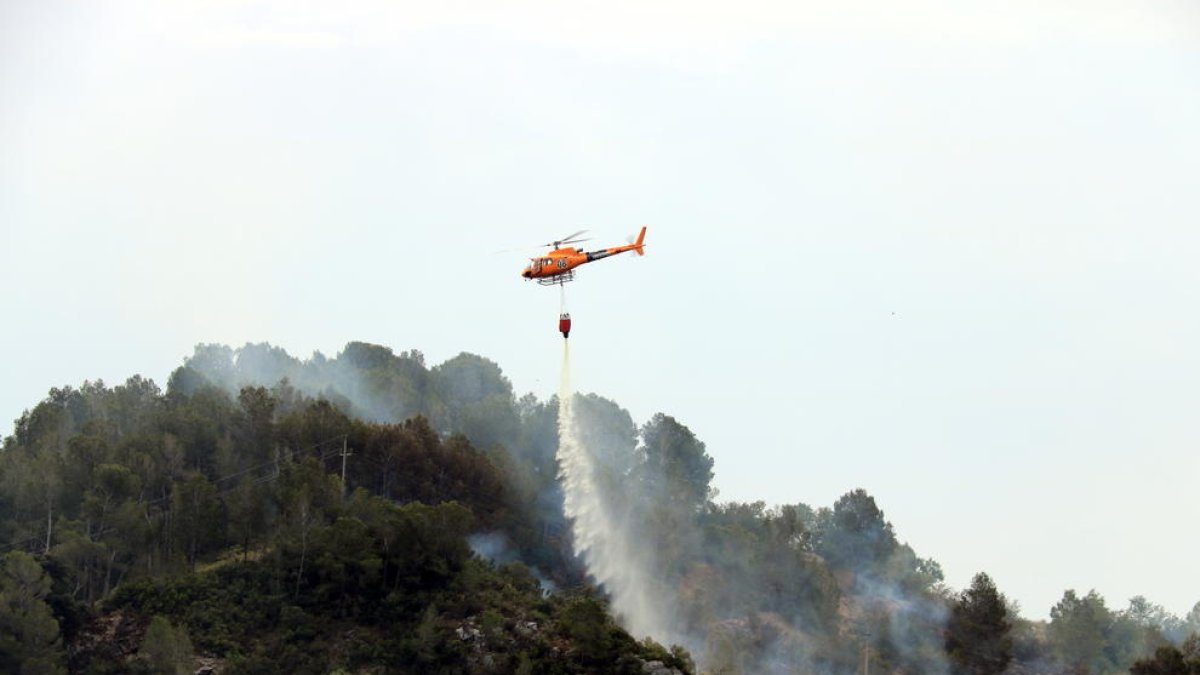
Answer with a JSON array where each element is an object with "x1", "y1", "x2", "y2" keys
[{"x1": 0, "y1": 341, "x2": 1196, "y2": 674}]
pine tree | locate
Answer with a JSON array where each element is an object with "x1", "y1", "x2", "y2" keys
[
  {"x1": 0, "y1": 552, "x2": 65, "y2": 674},
  {"x1": 139, "y1": 615, "x2": 194, "y2": 675},
  {"x1": 945, "y1": 572, "x2": 1013, "y2": 675}
]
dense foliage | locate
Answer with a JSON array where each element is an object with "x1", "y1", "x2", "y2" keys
[
  {"x1": 0, "y1": 341, "x2": 1195, "y2": 673},
  {"x1": 945, "y1": 573, "x2": 1013, "y2": 675}
]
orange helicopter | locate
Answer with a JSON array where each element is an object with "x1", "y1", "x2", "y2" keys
[
  {"x1": 519, "y1": 226, "x2": 648, "y2": 339},
  {"x1": 520, "y1": 226, "x2": 647, "y2": 285}
]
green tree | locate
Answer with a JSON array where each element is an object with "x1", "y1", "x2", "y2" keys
[
  {"x1": 814, "y1": 488, "x2": 898, "y2": 576},
  {"x1": 1130, "y1": 635, "x2": 1200, "y2": 675},
  {"x1": 0, "y1": 552, "x2": 65, "y2": 674},
  {"x1": 636, "y1": 413, "x2": 714, "y2": 512},
  {"x1": 182, "y1": 344, "x2": 236, "y2": 391},
  {"x1": 514, "y1": 393, "x2": 559, "y2": 480},
  {"x1": 630, "y1": 414, "x2": 714, "y2": 580},
  {"x1": 170, "y1": 473, "x2": 223, "y2": 568},
  {"x1": 559, "y1": 595, "x2": 618, "y2": 664},
  {"x1": 235, "y1": 385, "x2": 277, "y2": 467},
  {"x1": 574, "y1": 394, "x2": 639, "y2": 482},
  {"x1": 411, "y1": 603, "x2": 443, "y2": 666},
  {"x1": 226, "y1": 477, "x2": 267, "y2": 561},
  {"x1": 1112, "y1": 596, "x2": 1176, "y2": 666},
  {"x1": 335, "y1": 342, "x2": 434, "y2": 422},
  {"x1": 232, "y1": 342, "x2": 301, "y2": 389},
  {"x1": 432, "y1": 353, "x2": 520, "y2": 450},
  {"x1": 1185, "y1": 602, "x2": 1200, "y2": 639},
  {"x1": 0, "y1": 447, "x2": 63, "y2": 555},
  {"x1": 139, "y1": 615, "x2": 194, "y2": 675},
  {"x1": 274, "y1": 456, "x2": 343, "y2": 600},
  {"x1": 945, "y1": 572, "x2": 1013, "y2": 675},
  {"x1": 1049, "y1": 589, "x2": 1114, "y2": 673},
  {"x1": 107, "y1": 375, "x2": 162, "y2": 438},
  {"x1": 308, "y1": 517, "x2": 383, "y2": 615},
  {"x1": 80, "y1": 463, "x2": 145, "y2": 598}
]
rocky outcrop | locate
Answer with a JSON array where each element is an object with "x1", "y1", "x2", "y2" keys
[
  {"x1": 67, "y1": 609, "x2": 146, "y2": 672},
  {"x1": 640, "y1": 658, "x2": 687, "y2": 675}
]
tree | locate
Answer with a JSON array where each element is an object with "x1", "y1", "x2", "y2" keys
[
  {"x1": 182, "y1": 344, "x2": 236, "y2": 391},
  {"x1": 573, "y1": 394, "x2": 639, "y2": 482},
  {"x1": 108, "y1": 375, "x2": 162, "y2": 438},
  {"x1": 1049, "y1": 589, "x2": 1114, "y2": 674},
  {"x1": 1186, "y1": 602, "x2": 1200, "y2": 639},
  {"x1": 334, "y1": 342, "x2": 434, "y2": 422},
  {"x1": 235, "y1": 386, "x2": 277, "y2": 466},
  {"x1": 139, "y1": 615, "x2": 194, "y2": 675},
  {"x1": 945, "y1": 572, "x2": 1013, "y2": 675},
  {"x1": 636, "y1": 414, "x2": 714, "y2": 511},
  {"x1": 226, "y1": 477, "x2": 267, "y2": 561},
  {"x1": 814, "y1": 489, "x2": 898, "y2": 575},
  {"x1": 1115, "y1": 596, "x2": 1177, "y2": 664},
  {"x1": 171, "y1": 473, "x2": 223, "y2": 569},
  {"x1": 514, "y1": 393, "x2": 559, "y2": 480},
  {"x1": 0, "y1": 552, "x2": 65, "y2": 674},
  {"x1": 81, "y1": 463, "x2": 145, "y2": 598},
  {"x1": 0, "y1": 447, "x2": 64, "y2": 556},
  {"x1": 275, "y1": 457, "x2": 343, "y2": 600},
  {"x1": 1130, "y1": 636, "x2": 1200, "y2": 675},
  {"x1": 232, "y1": 342, "x2": 301, "y2": 389},
  {"x1": 629, "y1": 414, "x2": 715, "y2": 580},
  {"x1": 559, "y1": 596, "x2": 619, "y2": 664}
]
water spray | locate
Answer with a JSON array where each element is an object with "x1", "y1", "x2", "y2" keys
[{"x1": 556, "y1": 340, "x2": 674, "y2": 642}]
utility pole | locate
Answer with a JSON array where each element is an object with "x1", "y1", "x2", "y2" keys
[
  {"x1": 340, "y1": 436, "x2": 352, "y2": 496},
  {"x1": 860, "y1": 630, "x2": 871, "y2": 675}
]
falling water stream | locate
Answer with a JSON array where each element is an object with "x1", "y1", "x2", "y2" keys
[{"x1": 556, "y1": 340, "x2": 674, "y2": 642}]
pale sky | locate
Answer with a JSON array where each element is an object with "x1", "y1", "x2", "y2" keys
[{"x1": 2, "y1": 0, "x2": 1198, "y2": 620}]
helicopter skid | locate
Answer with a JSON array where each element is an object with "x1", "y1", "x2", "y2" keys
[{"x1": 536, "y1": 271, "x2": 575, "y2": 286}]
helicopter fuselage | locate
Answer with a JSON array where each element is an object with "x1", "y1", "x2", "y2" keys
[{"x1": 521, "y1": 227, "x2": 646, "y2": 282}]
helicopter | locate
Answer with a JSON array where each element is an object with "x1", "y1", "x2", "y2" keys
[
  {"x1": 520, "y1": 226, "x2": 647, "y2": 286},
  {"x1": 518, "y1": 226, "x2": 647, "y2": 339}
]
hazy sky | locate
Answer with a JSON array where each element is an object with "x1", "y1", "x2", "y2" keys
[{"x1": 3, "y1": 0, "x2": 1198, "y2": 619}]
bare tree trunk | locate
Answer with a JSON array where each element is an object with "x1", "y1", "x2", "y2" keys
[
  {"x1": 44, "y1": 499, "x2": 53, "y2": 554},
  {"x1": 293, "y1": 507, "x2": 309, "y2": 601},
  {"x1": 143, "y1": 507, "x2": 156, "y2": 575},
  {"x1": 103, "y1": 549, "x2": 117, "y2": 598}
]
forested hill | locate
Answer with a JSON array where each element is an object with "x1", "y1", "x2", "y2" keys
[{"x1": 1, "y1": 341, "x2": 1197, "y2": 674}]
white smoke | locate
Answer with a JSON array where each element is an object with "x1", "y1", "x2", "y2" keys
[
  {"x1": 556, "y1": 340, "x2": 677, "y2": 643},
  {"x1": 468, "y1": 531, "x2": 559, "y2": 595}
]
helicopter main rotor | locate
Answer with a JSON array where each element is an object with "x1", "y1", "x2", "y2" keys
[{"x1": 545, "y1": 229, "x2": 591, "y2": 249}]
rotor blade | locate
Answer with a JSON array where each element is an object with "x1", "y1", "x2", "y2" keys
[
  {"x1": 545, "y1": 229, "x2": 589, "y2": 246},
  {"x1": 558, "y1": 236, "x2": 592, "y2": 246}
]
